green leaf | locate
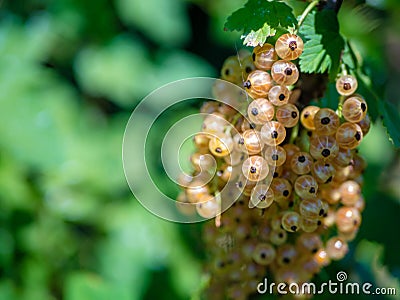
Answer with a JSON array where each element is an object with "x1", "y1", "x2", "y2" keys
[
  {"x1": 225, "y1": 0, "x2": 296, "y2": 35},
  {"x1": 378, "y1": 101, "x2": 400, "y2": 148},
  {"x1": 242, "y1": 23, "x2": 277, "y2": 46},
  {"x1": 299, "y1": 10, "x2": 344, "y2": 80}
]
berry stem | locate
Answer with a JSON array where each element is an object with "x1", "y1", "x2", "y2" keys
[
  {"x1": 289, "y1": 123, "x2": 299, "y2": 144},
  {"x1": 297, "y1": 0, "x2": 319, "y2": 32}
]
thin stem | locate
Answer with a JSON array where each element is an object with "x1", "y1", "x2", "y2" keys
[
  {"x1": 214, "y1": 191, "x2": 222, "y2": 228},
  {"x1": 289, "y1": 123, "x2": 299, "y2": 144},
  {"x1": 296, "y1": 0, "x2": 319, "y2": 32},
  {"x1": 341, "y1": 63, "x2": 348, "y2": 76}
]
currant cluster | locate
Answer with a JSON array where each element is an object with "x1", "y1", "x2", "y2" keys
[{"x1": 176, "y1": 33, "x2": 369, "y2": 299}]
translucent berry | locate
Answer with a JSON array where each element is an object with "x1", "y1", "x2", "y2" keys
[
  {"x1": 299, "y1": 198, "x2": 325, "y2": 219},
  {"x1": 209, "y1": 134, "x2": 234, "y2": 157},
  {"x1": 311, "y1": 160, "x2": 335, "y2": 184},
  {"x1": 314, "y1": 108, "x2": 340, "y2": 136},
  {"x1": 275, "y1": 34, "x2": 304, "y2": 60},
  {"x1": 271, "y1": 60, "x2": 299, "y2": 85},
  {"x1": 252, "y1": 43, "x2": 278, "y2": 70},
  {"x1": 309, "y1": 135, "x2": 339, "y2": 161},
  {"x1": 296, "y1": 233, "x2": 322, "y2": 254},
  {"x1": 300, "y1": 105, "x2": 320, "y2": 130},
  {"x1": 326, "y1": 236, "x2": 349, "y2": 260},
  {"x1": 247, "y1": 98, "x2": 275, "y2": 124},
  {"x1": 270, "y1": 178, "x2": 292, "y2": 203},
  {"x1": 336, "y1": 206, "x2": 361, "y2": 233},
  {"x1": 294, "y1": 175, "x2": 318, "y2": 199},
  {"x1": 196, "y1": 194, "x2": 219, "y2": 218},
  {"x1": 276, "y1": 103, "x2": 300, "y2": 128},
  {"x1": 270, "y1": 228, "x2": 288, "y2": 246},
  {"x1": 268, "y1": 85, "x2": 290, "y2": 106},
  {"x1": 234, "y1": 130, "x2": 263, "y2": 155},
  {"x1": 193, "y1": 133, "x2": 210, "y2": 151},
  {"x1": 342, "y1": 96, "x2": 367, "y2": 123},
  {"x1": 333, "y1": 147, "x2": 353, "y2": 168},
  {"x1": 260, "y1": 121, "x2": 287, "y2": 146},
  {"x1": 250, "y1": 184, "x2": 274, "y2": 208},
  {"x1": 290, "y1": 152, "x2": 313, "y2": 175},
  {"x1": 240, "y1": 53, "x2": 256, "y2": 79},
  {"x1": 244, "y1": 70, "x2": 273, "y2": 99},
  {"x1": 264, "y1": 145, "x2": 286, "y2": 166},
  {"x1": 281, "y1": 211, "x2": 301, "y2": 232},
  {"x1": 221, "y1": 56, "x2": 242, "y2": 83},
  {"x1": 336, "y1": 122, "x2": 363, "y2": 149},
  {"x1": 357, "y1": 114, "x2": 371, "y2": 136},
  {"x1": 301, "y1": 217, "x2": 319, "y2": 233},
  {"x1": 313, "y1": 249, "x2": 331, "y2": 267},
  {"x1": 276, "y1": 244, "x2": 298, "y2": 266},
  {"x1": 186, "y1": 180, "x2": 210, "y2": 203},
  {"x1": 339, "y1": 180, "x2": 361, "y2": 206},
  {"x1": 252, "y1": 243, "x2": 276, "y2": 265},
  {"x1": 190, "y1": 152, "x2": 215, "y2": 172},
  {"x1": 202, "y1": 113, "x2": 227, "y2": 134},
  {"x1": 336, "y1": 74, "x2": 358, "y2": 96},
  {"x1": 282, "y1": 144, "x2": 300, "y2": 163},
  {"x1": 242, "y1": 155, "x2": 269, "y2": 182}
]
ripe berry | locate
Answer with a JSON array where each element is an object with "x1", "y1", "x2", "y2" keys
[
  {"x1": 209, "y1": 134, "x2": 234, "y2": 157},
  {"x1": 221, "y1": 56, "x2": 242, "y2": 84},
  {"x1": 276, "y1": 103, "x2": 300, "y2": 128},
  {"x1": 196, "y1": 194, "x2": 219, "y2": 218},
  {"x1": 244, "y1": 70, "x2": 273, "y2": 98},
  {"x1": 336, "y1": 122, "x2": 363, "y2": 149},
  {"x1": 271, "y1": 60, "x2": 299, "y2": 85},
  {"x1": 268, "y1": 85, "x2": 290, "y2": 106},
  {"x1": 339, "y1": 180, "x2": 361, "y2": 206},
  {"x1": 336, "y1": 206, "x2": 361, "y2": 233},
  {"x1": 242, "y1": 155, "x2": 270, "y2": 182},
  {"x1": 247, "y1": 98, "x2": 275, "y2": 124},
  {"x1": 250, "y1": 184, "x2": 274, "y2": 208},
  {"x1": 336, "y1": 74, "x2": 358, "y2": 96},
  {"x1": 202, "y1": 113, "x2": 228, "y2": 134},
  {"x1": 326, "y1": 236, "x2": 349, "y2": 260},
  {"x1": 342, "y1": 96, "x2": 367, "y2": 123},
  {"x1": 234, "y1": 130, "x2": 263, "y2": 155},
  {"x1": 281, "y1": 211, "x2": 301, "y2": 233},
  {"x1": 252, "y1": 243, "x2": 276, "y2": 265},
  {"x1": 276, "y1": 244, "x2": 298, "y2": 266},
  {"x1": 260, "y1": 121, "x2": 287, "y2": 146},
  {"x1": 313, "y1": 108, "x2": 340, "y2": 136},
  {"x1": 311, "y1": 160, "x2": 336, "y2": 184},
  {"x1": 296, "y1": 233, "x2": 322, "y2": 255},
  {"x1": 290, "y1": 152, "x2": 313, "y2": 175},
  {"x1": 270, "y1": 228, "x2": 288, "y2": 246},
  {"x1": 252, "y1": 43, "x2": 278, "y2": 70},
  {"x1": 264, "y1": 145, "x2": 287, "y2": 166},
  {"x1": 299, "y1": 198, "x2": 325, "y2": 219},
  {"x1": 309, "y1": 135, "x2": 339, "y2": 161},
  {"x1": 357, "y1": 114, "x2": 371, "y2": 136},
  {"x1": 300, "y1": 105, "x2": 320, "y2": 130},
  {"x1": 294, "y1": 175, "x2": 319, "y2": 199},
  {"x1": 275, "y1": 34, "x2": 304, "y2": 61},
  {"x1": 269, "y1": 179, "x2": 292, "y2": 207}
]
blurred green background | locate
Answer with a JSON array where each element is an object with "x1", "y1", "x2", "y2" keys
[{"x1": 0, "y1": 0, "x2": 399, "y2": 299}]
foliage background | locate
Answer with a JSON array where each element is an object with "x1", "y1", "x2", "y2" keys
[{"x1": 0, "y1": 0, "x2": 399, "y2": 299}]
